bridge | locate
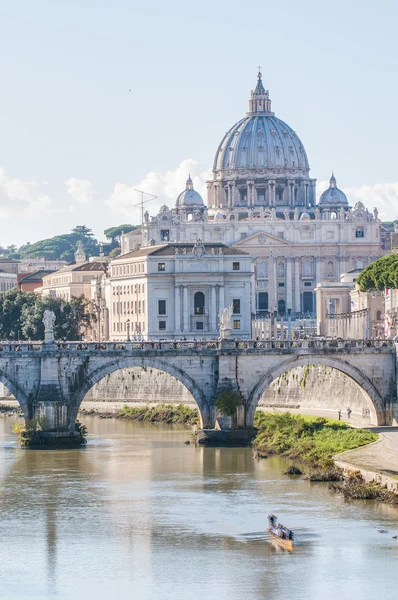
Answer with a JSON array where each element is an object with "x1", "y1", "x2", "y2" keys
[{"x1": 0, "y1": 339, "x2": 397, "y2": 440}]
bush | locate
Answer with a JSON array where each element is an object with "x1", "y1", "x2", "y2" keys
[{"x1": 214, "y1": 390, "x2": 241, "y2": 417}]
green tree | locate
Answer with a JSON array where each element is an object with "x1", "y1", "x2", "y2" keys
[
  {"x1": 356, "y1": 255, "x2": 398, "y2": 291},
  {"x1": 0, "y1": 290, "x2": 96, "y2": 341},
  {"x1": 104, "y1": 224, "x2": 137, "y2": 245}
]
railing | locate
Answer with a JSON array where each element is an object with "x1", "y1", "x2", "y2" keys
[{"x1": 0, "y1": 339, "x2": 395, "y2": 354}]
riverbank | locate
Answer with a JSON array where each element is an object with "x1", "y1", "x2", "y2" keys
[{"x1": 79, "y1": 403, "x2": 199, "y2": 425}]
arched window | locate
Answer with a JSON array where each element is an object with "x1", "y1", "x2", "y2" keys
[
  {"x1": 331, "y1": 211, "x2": 337, "y2": 220},
  {"x1": 278, "y1": 299, "x2": 286, "y2": 315},
  {"x1": 356, "y1": 260, "x2": 364, "y2": 269},
  {"x1": 376, "y1": 310, "x2": 382, "y2": 321},
  {"x1": 194, "y1": 292, "x2": 205, "y2": 315},
  {"x1": 327, "y1": 261, "x2": 334, "y2": 277},
  {"x1": 278, "y1": 261, "x2": 285, "y2": 277},
  {"x1": 257, "y1": 260, "x2": 268, "y2": 278}
]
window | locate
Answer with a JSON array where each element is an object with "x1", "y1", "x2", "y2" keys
[
  {"x1": 233, "y1": 299, "x2": 241, "y2": 314},
  {"x1": 356, "y1": 260, "x2": 364, "y2": 269},
  {"x1": 303, "y1": 291, "x2": 313, "y2": 313},
  {"x1": 258, "y1": 292, "x2": 268, "y2": 311},
  {"x1": 158, "y1": 263, "x2": 165, "y2": 272},
  {"x1": 356, "y1": 227, "x2": 364, "y2": 238},
  {"x1": 304, "y1": 281, "x2": 312, "y2": 287},
  {"x1": 257, "y1": 191, "x2": 265, "y2": 204},
  {"x1": 278, "y1": 261, "x2": 285, "y2": 277},
  {"x1": 239, "y1": 189, "x2": 247, "y2": 205},
  {"x1": 159, "y1": 321, "x2": 166, "y2": 330},
  {"x1": 278, "y1": 282, "x2": 285, "y2": 287},
  {"x1": 376, "y1": 310, "x2": 382, "y2": 321},
  {"x1": 327, "y1": 261, "x2": 334, "y2": 277},
  {"x1": 194, "y1": 292, "x2": 205, "y2": 314},
  {"x1": 158, "y1": 300, "x2": 166, "y2": 315},
  {"x1": 278, "y1": 299, "x2": 286, "y2": 314},
  {"x1": 196, "y1": 321, "x2": 204, "y2": 330},
  {"x1": 233, "y1": 320, "x2": 241, "y2": 329},
  {"x1": 233, "y1": 262, "x2": 240, "y2": 271},
  {"x1": 161, "y1": 229, "x2": 169, "y2": 242}
]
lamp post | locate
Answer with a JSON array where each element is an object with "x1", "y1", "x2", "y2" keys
[
  {"x1": 126, "y1": 319, "x2": 130, "y2": 342},
  {"x1": 287, "y1": 308, "x2": 292, "y2": 340}
]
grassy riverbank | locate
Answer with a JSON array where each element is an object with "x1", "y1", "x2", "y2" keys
[
  {"x1": 79, "y1": 403, "x2": 200, "y2": 425},
  {"x1": 253, "y1": 412, "x2": 377, "y2": 469}
]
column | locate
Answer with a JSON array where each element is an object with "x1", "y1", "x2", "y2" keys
[
  {"x1": 211, "y1": 285, "x2": 217, "y2": 332},
  {"x1": 286, "y1": 257, "x2": 293, "y2": 311},
  {"x1": 315, "y1": 257, "x2": 321, "y2": 286},
  {"x1": 175, "y1": 286, "x2": 181, "y2": 334},
  {"x1": 252, "y1": 186, "x2": 258, "y2": 206},
  {"x1": 294, "y1": 257, "x2": 301, "y2": 314},
  {"x1": 183, "y1": 286, "x2": 189, "y2": 333},
  {"x1": 218, "y1": 285, "x2": 225, "y2": 312}
]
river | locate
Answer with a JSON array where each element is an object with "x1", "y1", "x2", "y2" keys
[{"x1": 0, "y1": 415, "x2": 397, "y2": 600}]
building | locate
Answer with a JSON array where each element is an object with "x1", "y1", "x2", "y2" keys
[
  {"x1": 18, "y1": 257, "x2": 67, "y2": 273},
  {"x1": 121, "y1": 71, "x2": 383, "y2": 318},
  {"x1": 17, "y1": 270, "x2": 55, "y2": 292},
  {"x1": 108, "y1": 241, "x2": 252, "y2": 340},
  {"x1": 0, "y1": 258, "x2": 19, "y2": 292},
  {"x1": 40, "y1": 245, "x2": 109, "y2": 302},
  {"x1": 315, "y1": 269, "x2": 384, "y2": 338}
]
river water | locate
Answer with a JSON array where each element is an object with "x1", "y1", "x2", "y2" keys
[{"x1": 0, "y1": 415, "x2": 397, "y2": 600}]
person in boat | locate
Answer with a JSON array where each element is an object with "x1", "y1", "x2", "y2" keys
[{"x1": 268, "y1": 514, "x2": 277, "y2": 527}]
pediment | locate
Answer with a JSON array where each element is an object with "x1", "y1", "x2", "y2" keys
[{"x1": 233, "y1": 230, "x2": 293, "y2": 247}]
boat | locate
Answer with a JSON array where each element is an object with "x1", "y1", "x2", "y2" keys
[{"x1": 267, "y1": 514, "x2": 294, "y2": 551}]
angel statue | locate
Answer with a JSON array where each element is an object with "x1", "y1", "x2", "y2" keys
[
  {"x1": 219, "y1": 306, "x2": 233, "y2": 331},
  {"x1": 43, "y1": 310, "x2": 56, "y2": 343}
]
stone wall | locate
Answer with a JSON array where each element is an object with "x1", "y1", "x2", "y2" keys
[
  {"x1": 258, "y1": 364, "x2": 376, "y2": 422},
  {"x1": 83, "y1": 367, "x2": 196, "y2": 405}
]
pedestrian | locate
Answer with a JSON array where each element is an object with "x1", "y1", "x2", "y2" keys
[
  {"x1": 338, "y1": 409, "x2": 342, "y2": 420},
  {"x1": 347, "y1": 407, "x2": 352, "y2": 419}
]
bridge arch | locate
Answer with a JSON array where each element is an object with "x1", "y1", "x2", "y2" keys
[
  {"x1": 246, "y1": 356, "x2": 386, "y2": 426},
  {"x1": 69, "y1": 357, "x2": 213, "y2": 428},
  {"x1": 0, "y1": 370, "x2": 30, "y2": 419}
]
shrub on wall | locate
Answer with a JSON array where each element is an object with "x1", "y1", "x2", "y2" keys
[{"x1": 214, "y1": 389, "x2": 242, "y2": 416}]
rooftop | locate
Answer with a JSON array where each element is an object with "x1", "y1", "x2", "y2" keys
[{"x1": 115, "y1": 243, "x2": 250, "y2": 260}]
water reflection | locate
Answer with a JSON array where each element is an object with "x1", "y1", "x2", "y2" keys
[{"x1": 0, "y1": 415, "x2": 397, "y2": 600}]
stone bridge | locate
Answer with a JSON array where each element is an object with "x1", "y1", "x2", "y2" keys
[{"x1": 0, "y1": 339, "x2": 397, "y2": 439}]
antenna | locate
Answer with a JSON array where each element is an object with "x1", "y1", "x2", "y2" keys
[{"x1": 132, "y1": 189, "x2": 158, "y2": 225}]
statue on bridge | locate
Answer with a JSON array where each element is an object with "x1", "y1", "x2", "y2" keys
[
  {"x1": 219, "y1": 306, "x2": 233, "y2": 339},
  {"x1": 43, "y1": 310, "x2": 56, "y2": 343}
]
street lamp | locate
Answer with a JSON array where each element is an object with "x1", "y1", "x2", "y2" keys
[{"x1": 126, "y1": 319, "x2": 130, "y2": 342}]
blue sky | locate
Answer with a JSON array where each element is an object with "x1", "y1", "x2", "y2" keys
[{"x1": 1, "y1": 0, "x2": 397, "y2": 246}]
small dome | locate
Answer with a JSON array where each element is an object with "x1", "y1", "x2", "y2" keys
[
  {"x1": 176, "y1": 176, "x2": 204, "y2": 208},
  {"x1": 300, "y1": 212, "x2": 311, "y2": 221},
  {"x1": 319, "y1": 173, "x2": 348, "y2": 205}
]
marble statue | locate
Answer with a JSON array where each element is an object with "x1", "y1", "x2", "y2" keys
[
  {"x1": 219, "y1": 306, "x2": 233, "y2": 330},
  {"x1": 43, "y1": 310, "x2": 56, "y2": 343}
]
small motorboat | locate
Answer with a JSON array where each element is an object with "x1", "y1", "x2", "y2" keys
[{"x1": 268, "y1": 514, "x2": 294, "y2": 551}]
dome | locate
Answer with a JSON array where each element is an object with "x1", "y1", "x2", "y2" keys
[
  {"x1": 213, "y1": 72, "x2": 310, "y2": 174},
  {"x1": 319, "y1": 173, "x2": 348, "y2": 205},
  {"x1": 176, "y1": 176, "x2": 204, "y2": 208}
]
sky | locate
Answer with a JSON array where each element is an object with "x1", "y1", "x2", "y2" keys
[{"x1": 0, "y1": 0, "x2": 398, "y2": 247}]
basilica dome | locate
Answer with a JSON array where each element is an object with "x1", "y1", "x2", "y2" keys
[
  {"x1": 213, "y1": 73, "x2": 310, "y2": 174},
  {"x1": 176, "y1": 176, "x2": 204, "y2": 208},
  {"x1": 319, "y1": 173, "x2": 348, "y2": 205}
]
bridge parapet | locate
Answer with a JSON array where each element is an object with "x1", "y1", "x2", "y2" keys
[{"x1": 0, "y1": 338, "x2": 395, "y2": 356}]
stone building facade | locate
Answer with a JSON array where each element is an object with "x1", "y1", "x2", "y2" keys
[
  {"x1": 108, "y1": 241, "x2": 252, "y2": 340},
  {"x1": 121, "y1": 72, "x2": 383, "y2": 317}
]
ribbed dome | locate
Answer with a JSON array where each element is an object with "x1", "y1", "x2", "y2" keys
[
  {"x1": 213, "y1": 72, "x2": 309, "y2": 174},
  {"x1": 319, "y1": 173, "x2": 348, "y2": 205},
  {"x1": 214, "y1": 115, "x2": 309, "y2": 172},
  {"x1": 176, "y1": 176, "x2": 204, "y2": 208}
]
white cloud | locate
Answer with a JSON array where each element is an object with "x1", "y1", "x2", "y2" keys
[
  {"x1": 317, "y1": 179, "x2": 398, "y2": 220},
  {"x1": 0, "y1": 168, "x2": 56, "y2": 220},
  {"x1": 65, "y1": 177, "x2": 93, "y2": 204},
  {"x1": 106, "y1": 159, "x2": 212, "y2": 221}
]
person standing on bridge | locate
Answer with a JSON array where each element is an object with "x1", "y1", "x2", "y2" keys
[
  {"x1": 338, "y1": 409, "x2": 342, "y2": 421},
  {"x1": 347, "y1": 407, "x2": 352, "y2": 419}
]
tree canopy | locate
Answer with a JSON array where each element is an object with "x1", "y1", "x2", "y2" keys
[
  {"x1": 16, "y1": 226, "x2": 99, "y2": 262},
  {"x1": 104, "y1": 224, "x2": 138, "y2": 243},
  {"x1": 356, "y1": 254, "x2": 398, "y2": 291},
  {"x1": 0, "y1": 289, "x2": 95, "y2": 341}
]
